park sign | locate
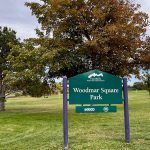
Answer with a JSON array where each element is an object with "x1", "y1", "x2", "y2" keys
[
  {"x1": 69, "y1": 70, "x2": 123, "y2": 104},
  {"x1": 63, "y1": 70, "x2": 130, "y2": 149}
]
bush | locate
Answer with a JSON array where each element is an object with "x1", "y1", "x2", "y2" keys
[{"x1": 15, "y1": 92, "x2": 22, "y2": 97}]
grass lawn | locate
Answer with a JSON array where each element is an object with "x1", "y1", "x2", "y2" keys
[{"x1": 0, "y1": 91, "x2": 150, "y2": 150}]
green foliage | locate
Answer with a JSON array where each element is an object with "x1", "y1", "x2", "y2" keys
[
  {"x1": 0, "y1": 27, "x2": 19, "y2": 110},
  {"x1": 24, "y1": 0, "x2": 149, "y2": 78},
  {"x1": 0, "y1": 27, "x2": 19, "y2": 73},
  {"x1": 14, "y1": 92, "x2": 23, "y2": 97},
  {"x1": 28, "y1": 80, "x2": 51, "y2": 97},
  {"x1": 56, "y1": 82, "x2": 62, "y2": 93},
  {"x1": 132, "y1": 74, "x2": 150, "y2": 96},
  {"x1": 133, "y1": 82, "x2": 147, "y2": 90},
  {"x1": 0, "y1": 97, "x2": 6, "y2": 102},
  {"x1": 5, "y1": 41, "x2": 51, "y2": 97},
  {"x1": 143, "y1": 70, "x2": 150, "y2": 96}
]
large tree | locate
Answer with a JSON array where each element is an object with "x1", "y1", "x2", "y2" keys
[
  {"x1": 24, "y1": 0, "x2": 149, "y2": 78},
  {"x1": 0, "y1": 27, "x2": 19, "y2": 111}
]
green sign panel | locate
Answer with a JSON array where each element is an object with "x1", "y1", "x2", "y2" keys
[
  {"x1": 76, "y1": 106, "x2": 117, "y2": 113},
  {"x1": 69, "y1": 70, "x2": 123, "y2": 104}
]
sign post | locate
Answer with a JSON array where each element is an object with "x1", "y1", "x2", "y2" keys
[
  {"x1": 63, "y1": 76, "x2": 68, "y2": 150},
  {"x1": 123, "y1": 78, "x2": 130, "y2": 143}
]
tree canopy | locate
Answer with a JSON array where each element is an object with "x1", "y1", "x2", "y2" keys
[
  {"x1": 5, "y1": 41, "x2": 51, "y2": 97},
  {"x1": 23, "y1": 0, "x2": 149, "y2": 78},
  {"x1": 0, "y1": 27, "x2": 19, "y2": 111},
  {"x1": 0, "y1": 27, "x2": 19, "y2": 74}
]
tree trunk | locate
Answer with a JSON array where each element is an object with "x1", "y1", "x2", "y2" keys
[
  {"x1": 0, "y1": 101, "x2": 5, "y2": 111},
  {"x1": 0, "y1": 73, "x2": 5, "y2": 111}
]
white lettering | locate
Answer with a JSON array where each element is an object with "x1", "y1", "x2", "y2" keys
[
  {"x1": 84, "y1": 108, "x2": 95, "y2": 112},
  {"x1": 90, "y1": 94, "x2": 102, "y2": 100},
  {"x1": 73, "y1": 87, "x2": 99, "y2": 93},
  {"x1": 101, "y1": 88, "x2": 119, "y2": 94}
]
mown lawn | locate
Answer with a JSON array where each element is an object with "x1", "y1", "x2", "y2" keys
[{"x1": 0, "y1": 91, "x2": 150, "y2": 150}]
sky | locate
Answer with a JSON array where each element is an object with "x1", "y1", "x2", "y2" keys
[
  {"x1": 0, "y1": 0, "x2": 149, "y2": 85},
  {"x1": 0, "y1": 0, "x2": 40, "y2": 39}
]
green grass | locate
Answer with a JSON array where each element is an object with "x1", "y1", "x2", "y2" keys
[{"x1": 0, "y1": 91, "x2": 150, "y2": 150}]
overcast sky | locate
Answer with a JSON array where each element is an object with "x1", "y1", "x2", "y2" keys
[
  {"x1": 0, "y1": 0, "x2": 149, "y2": 84},
  {"x1": 0, "y1": 0, "x2": 40, "y2": 39}
]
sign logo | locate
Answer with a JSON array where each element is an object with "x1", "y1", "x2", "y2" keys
[
  {"x1": 103, "y1": 106, "x2": 109, "y2": 112},
  {"x1": 88, "y1": 73, "x2": 103, "y2": 78},
  {"x1": 87, "y1": 73, "x2": 104, "y2": 82}
]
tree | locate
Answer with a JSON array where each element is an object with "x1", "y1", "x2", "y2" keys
[
  {"x1": 5, "y1": 41, "x2": 51, "y2": 97},
  {"x1": 0, "y1": 27, "x2": 19, "y2": 111},
  {"x1": 133, "y1": 82, "x2": 147, "y2": 90},
  {"x1": 24, "y1": 0, "x2": 149, "y2": 78}
]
